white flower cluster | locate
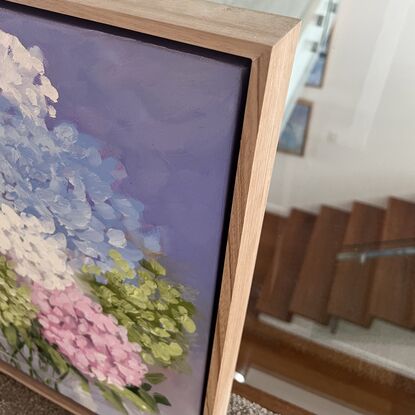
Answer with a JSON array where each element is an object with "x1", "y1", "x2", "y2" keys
[
  {"x1": 0, "y1": 204, "x2": 75, "y2": 290},
  {"x1": 0, "y1": 29, "x2": 58, "y2": 127},
  {"x1": 0, "y1": 29, "x2": 161, "y2": 273}
]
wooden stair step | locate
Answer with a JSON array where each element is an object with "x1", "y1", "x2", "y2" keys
[
  {"x1": 369, "y1": 198, "x2": 415, "y2": 328},
  {"x1": 257, "y1": 209, "x2": 316, "y2": 321},
  {"x1": 328, "y1": 202, "x2": 385, "y2": 326},
  {"x1": 290, "y1": 206, "x2": 350, "y2": 325},
  {"x1": 250, "y1": 212, "x2": 286, "y2": 309},
  {"x1": 239, "y1": 316, "x2": 415, "y2": 415}
]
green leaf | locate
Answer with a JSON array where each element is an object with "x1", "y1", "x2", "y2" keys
[
  {"x1": 46, "y1": 346, "x2": 69, "y2": 375},
  {"x1": 81, "y1": 263, "x2": 102, "y2": 276},
  {"x1": 151, "y1": 343, "x2": 171, "y2": 362},
  {"x1": 153, "y1": 393, "x2": 172, "y2": 407},
  {"x1": 79, "y1": 377, "x2": 90, "y2": 394},
  {"x1": 180, "y1": 301, "x2": 197, "y2": 316},
  {"x1": 169, "y1": 342, "x2": 183, "y2": 357},
  {"x1": 141, "y1": 383, "x2": 152, "y2": 392},
  {"x1": 181, "y1": 315, "x2": 196, "y2": 334},
  {"x1": 138, "y1": 389, "x2": 158, "y2": 413},
  {"x1": 137, "y1": 268, "x2": 155, "y2": 281},
  {"x1": 3, "y1": 325, "x2": 17, "y2": 348},
  {"x1": 119, "y1": 388, "x2": 155, "y2": 413},
  {"x1": 142, "y1": 352, "x2": 155, "y2": 365},
  {"x1": 108, "y1": 249, "x2": 123, "y2": 262},
  {"x1": 140, "y1": 259, "x2": 166, "y2": 277},
  {"x1": 98, "y1": 385, "x2": 128, "y2": 415},
  {"x1": 144, "y1": 373, "x2": 167, "y2": 385},
  {"x1": 159, "y1": 317, "x2": 176, "y2": 331}
]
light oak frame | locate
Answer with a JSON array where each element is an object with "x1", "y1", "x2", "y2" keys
[{"x1": 2, "y1": 1, "x2": 300, "y2": 414}]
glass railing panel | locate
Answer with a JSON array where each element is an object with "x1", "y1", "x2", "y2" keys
[{"x1": 338, "y1": 238, "x2": 415, "y2": 262}]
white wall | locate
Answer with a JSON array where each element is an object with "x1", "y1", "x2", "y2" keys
[
  {"x1": 262, "y1": 0, "x2": 415, "y2": 385},
  {"x1": 268, "y1": 0, "x2": 415, "y2": 214}
]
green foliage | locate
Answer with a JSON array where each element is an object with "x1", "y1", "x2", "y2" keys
[
  {"x1": 34, "y1": 335, "x2": 70, "y2": 377},
  {"x1": 0, "y1": 255, "x2": 40, "y2": 368},
  {"x1": 0, "y1": 256, "x2": 70, "y2": 386},
  {"x1": 98, "y1": 381, "x2": 171, "y2": 414},
  {"x1": 144, "y1": 373, "x2": 167, "y2": 385},
  {"x1": 0, "y1": 255, "x2": 175, "y2": 413},
  {"x1": 153, "y1": 393, "x2": 171, "y2": 407},
  {"x1": 82, "y1": 251, "x2": 197, "y2": 368},
  {"x1": 97, "y1": 383, "x2": 128, "y2": 415},
  {"x1": 0, "y1": 256, "x2": 37, "y2": 335}
]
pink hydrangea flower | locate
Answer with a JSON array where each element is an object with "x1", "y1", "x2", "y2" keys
[{"x1": 32, "y1": 283, "x2": 147, "y2": 388}]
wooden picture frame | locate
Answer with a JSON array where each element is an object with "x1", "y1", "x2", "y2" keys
[
  {"x1": 0, "y1": 1, "x2": 300, "y2": 414},
  {"x1": 278, "y1": 99, "x2": 312, "y2": 157}
]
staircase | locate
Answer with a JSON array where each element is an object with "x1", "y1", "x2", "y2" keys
[{"x1": 256, "y1": 198, "x2": 415, "y2": 329}]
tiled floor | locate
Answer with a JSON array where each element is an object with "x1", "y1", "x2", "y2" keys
[{"x1": 0, "y1": 372, "x2": 68, "y2": 415}]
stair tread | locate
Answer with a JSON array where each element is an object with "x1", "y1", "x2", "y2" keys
[
  {"x1": 250, "y1": 212, "x2": 286, "y2": 309},
  {"x1": 369, "y1": 198, "x2": 415, "y2": 328},
  {"x1": 328, "y1": 202, "x2": 385, "y2": 326},
  {"x1": 257, "y1": 209, "x2": 316, "y2": 320},
  {"x1": 290, "y1": 206, "x2": 350, "y2": 325}
]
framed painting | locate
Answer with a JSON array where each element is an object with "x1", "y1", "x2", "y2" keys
[
  {"x1": 0, "y1": 1, "x2": 300, "y2": 414},
  {"x1": 306, "y1": 29, "x2": 334, "y2": 88},
  {"x1": 278, "y1": 100, "x2": 312, "y2": 157}
]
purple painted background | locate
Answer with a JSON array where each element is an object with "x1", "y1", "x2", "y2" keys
[{"x1": 0, "y1": 4, "x2": 249, "y2": 414}]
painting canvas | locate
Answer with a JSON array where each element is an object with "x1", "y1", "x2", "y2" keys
[
  {"x1": 278, "y1": 100, "x2": 312, "y2": 157},
  {"x1": 0, "y1": 4, "x2": 249, "y2": 414}
]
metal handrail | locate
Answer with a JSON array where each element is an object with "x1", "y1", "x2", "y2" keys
[{"x1": 337, "y1": 246, "x2": 415, "y2": 263}]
